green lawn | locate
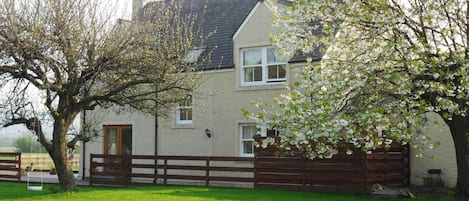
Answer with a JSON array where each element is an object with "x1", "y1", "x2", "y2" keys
[{"x1": 0, "y1": 181, "x2": 453, "y2": 201}]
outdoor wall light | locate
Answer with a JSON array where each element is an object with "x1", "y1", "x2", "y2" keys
[{"x1": 205, "y1": 128, "x2": 212, "y2": 138}]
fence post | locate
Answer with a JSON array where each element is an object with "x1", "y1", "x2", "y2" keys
[
  {"x1": 17, "y1": 153, "x2": 21, "y2": 182},
  {"x1": 361, "y1": 151, "x2": 368, "y2": 193},
  {"x1": 124, "y1": 155, "x2": 130, "y2": 187},
  {"x1": 163, "y1": 159, "x2": 167, "y2": 185},
  {"x1": 302, "y1": 157, "x2": 306, "y2": 189},
  {"x1": 89, "y1": 154, "x2": 94, "y2": 186},
  {"x1": 253, "y1": 156, "x2": 258, "y2": 188},
  {"x1": 153, "y1": 155, "x2": 158, "y2": 184},
  {"x1": 205, "y1": 157, "x2": 210, "y2": 186}
]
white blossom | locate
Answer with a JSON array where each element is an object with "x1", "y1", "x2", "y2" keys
[{"x1": 245, "y1": 0, "x2": 469, "y2": 161}]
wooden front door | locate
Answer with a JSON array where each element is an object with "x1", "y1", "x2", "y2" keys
[{"x1": 104, "y1": 125, "x2": 132, "y2": 172}]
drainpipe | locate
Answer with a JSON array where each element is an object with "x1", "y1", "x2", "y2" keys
[
  {"x1": 153, "y1": 87, "x2": 158, "y2": 184},
  {"x1": 81, "y1": 110, "x2": 87, "y2": 180},
  {"x1": 153, "y1": 112, "x2": 158, "y2": 183}
]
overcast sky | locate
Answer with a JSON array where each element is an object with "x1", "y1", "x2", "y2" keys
[{"x1": 114, "y1": 0, "x2": 133, "y2": 20}]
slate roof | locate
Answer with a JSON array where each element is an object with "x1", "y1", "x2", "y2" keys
[
  {"x1": 142, "y1": 0, "x2": 319, "y2": 70},
  {"x1": 143, "y1": 0, "x2": 258, "y2": 70},
  {"x1": 277, "y1": 0, "x2": 292, "y2": 5}
]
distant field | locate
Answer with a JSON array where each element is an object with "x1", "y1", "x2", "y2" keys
[
  {"x1": 22, "y1": 153, "x2": 80, "y2": 171},
  {"x1": 0, "y1": 147, "x2": 15, "y2": 152},
  {"x1": 0, "y1": 149, "x2": 79, "y2": 171}
]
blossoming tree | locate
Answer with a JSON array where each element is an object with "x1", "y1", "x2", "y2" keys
[{"x1": 245, "y1": 0, "x2": 469, "y2": 199}]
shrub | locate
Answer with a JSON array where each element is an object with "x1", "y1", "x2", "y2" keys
[{"x1": 13, "y1": 135, "x2": 46, "y2": 153}]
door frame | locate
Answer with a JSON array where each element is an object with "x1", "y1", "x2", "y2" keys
[{"x1": 103, "y1": 124, "x2": 132, "y2": 172}]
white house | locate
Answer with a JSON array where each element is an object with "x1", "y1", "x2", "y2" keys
[{"x1": 79, "y1": 0, "x2": 457, "y2": 188}]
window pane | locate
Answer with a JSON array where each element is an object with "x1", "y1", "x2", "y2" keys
[
  {"x1": 176, "y1": 94, "x2": 192, "y2": 124},
  {"x1": 243, "y1": 141, "x2": 253, "y2": 154},
  {"x1": 242, "y1": 125, "x2": 253, "y2": 139},
  {"x1": 268, "y1": 65, "x2": 277, "y2": 79},
  {"x1": 244, "y1": 68, "x2": 253, "y2": 82},
  {"x1": 244, "y1": 67, "x2": 263, "y2": 82},
  {"x1": 184, "y1": 99, "x2": 191, "y2": 106},
  {"x1": 187, "y1": 109, "x2": 192, "y2": 120},
  {"x1": 267, "y1": 47, "x2": 285, "y2": 63},
  {"x1": 267, "y1": 129, "x2": 278, "y2": 137},
  {"x1": 267, "y1": 48, "x2": 277, "y2": 63},
  {"x1": 179, "y1": 108, "x2": 192, "y2": 121},
  {"x1": 107, "y1": 129, "x2": 117, "y2": 155},
  {"x1": 268, "y1": 65, "x2": 286, "y2": 79},
  {"x1": 180, "y1": 95, "x2": 192, "y2": 106},
  {"x1": 243, "y1": 49, "x2": 262, "y2": 65},
  {"x1": 254, "y1": 67, "x2": 262, "y2": 81},
  {"x1": 121, "y1": 128, "x2": 132, "y2": 155},
  {"x1": 278, "y1": 65, "x2": 286, "y2": 78},
  {"x1": 179, "y1": 109, "x2": 186, "y2": 120}
]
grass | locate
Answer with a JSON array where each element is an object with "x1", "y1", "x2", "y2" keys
[
  {"x1": 0, "y1": 147, "x2": 15, "y2": 152},
  {"x1": 0, "y1": 181, "x2": 455, "y2": 201}
]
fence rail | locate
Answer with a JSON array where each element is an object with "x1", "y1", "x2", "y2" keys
[
  {"x1": 254, "y1": 155, "x2": 367, "y2": 192},
  {"x1": 89, "y1": 143, "x2": 407, "y2": 193},
  {"x1": 0, "y1": 152, "x2": 21, "y2": 182},
  {"x1": 90, "y1": 154, "x2": 254, "y2": 186},
  {"x1": 254, "y1": 141, "x2": 408, "y2": 193}
]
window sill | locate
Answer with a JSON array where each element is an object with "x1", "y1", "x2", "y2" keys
[
  {"x1": 172, "y1": 124, "x2": 195, "y2": 129},
  {"x1": 236, "y1": 83, "x2": 287, "y2": 91}
]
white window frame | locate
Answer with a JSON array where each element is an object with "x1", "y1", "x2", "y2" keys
[
  {"x1": 239, "y1": 124, "x2": 285, "y2": 157},
  {"x1": 240, "y1": 46, "x2": 287, "y2": 86},
  {"x1": 240, "y1": 124, "x2": 258, "y2": 157},
  {"x1": 176, "y1": 95, "x2": 192, "y2": 125}
]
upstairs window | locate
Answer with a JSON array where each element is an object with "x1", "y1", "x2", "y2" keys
[
  {"x1": 241, "y1": 47, "x2": 286, "y2": 86},
  {"x1": 176, "y1": 95, "x2": 192, "y2": 125}
]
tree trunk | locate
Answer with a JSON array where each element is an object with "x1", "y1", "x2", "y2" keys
[
  {"x1": 49, "y1": 119, "x2": 77, "y2": 191},
  {"x1": 446, "y1": 115, "x2": 469, "y2": 201},
  {"x1": 51, "y1": 149, "x2": 76, "y2": 191}
]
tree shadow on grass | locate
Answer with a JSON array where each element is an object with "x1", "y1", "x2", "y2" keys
[
  {"x1": 0, "y1": 182, "x2": 57, "y2": 200},
  {"x1": 142, "y1": 186, "x2": 376, "y2": 201},
  {"x1": 4, "y1": 182, "x2": 453, "y2": 201}
]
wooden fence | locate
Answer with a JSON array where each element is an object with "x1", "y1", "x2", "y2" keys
[
  {"x1": 0, "y1": 152, "x2": 21, "y2": 182},
  {"x1": 254, "y1": 142, "x2": 408, "y2": 193},
  {"x1": 89, "y1": 154, "x2": 254, "y2": 186},
  {"x1": 21, "y1": 153, "x2": 79, "y2": 171},
  {"x1": 89, "y1": 146, "x2": 407, "y2": 194}
]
